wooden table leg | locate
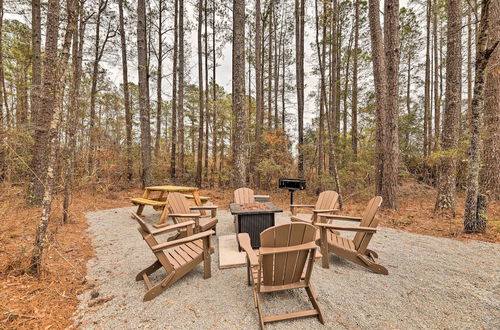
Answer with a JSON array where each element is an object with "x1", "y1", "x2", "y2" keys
[{"x1": 192, "y1": 190, "x2": 206, "y2": 216}]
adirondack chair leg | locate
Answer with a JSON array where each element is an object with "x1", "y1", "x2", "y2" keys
[
  {"x1": 365, "y1": 249, "x2": 379, "y2": 259},
  {"x1": 135, "y1": 260, "x2": 162, "y2": 281},
  {"x1": 305, "y1": 284, "x2": 324, "y2": 324},
  {"x1": 357, "y1": 254, "x2": 388, "y2": 275},
  {"x1": 143, "y1": 272, "x2": 175, "y2": 302},
  {"x1": 202, "y1": 236, "x2": 212, "y2": 279},
  {"x1": 320, "y1": 230, "x2": 330, "y2": 269},
  {"x1": 255, "y1": 292, "x2": 265, "y2": 329}
]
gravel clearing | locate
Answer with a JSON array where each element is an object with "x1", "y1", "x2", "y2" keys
[{"x1": 73, "y1": 206, "x2": 500, "y2": 329}]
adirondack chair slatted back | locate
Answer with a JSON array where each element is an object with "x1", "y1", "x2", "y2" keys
[
  {"x1": 260, "y1": 223, "x2": 317, "y2": 286},
  {"x1": 352, "y1": 196, "x2": 383, "y2": 253},
  {"x1": 234, "y1": 188, "x2": 255, "y2": 204},
  {"x1": 314, "y1": 191, "x2": 339, "y2": 212},
  {"x1": 132, "y1": 213, "x2": 175, "y2": 273},
  {"x1": 167, "y1": 192, "x2": 196, "y2": 224}
]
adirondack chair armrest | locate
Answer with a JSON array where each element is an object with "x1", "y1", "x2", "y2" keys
[
  {"x1": 152, "y1": 230, "x2": 215, "y2": 252},
  {"x1": 290, "y1": 204, "x2": 315, "y2": 208},
  {"x1": 169, "y1": 213, "x2": 201, "y2": 218},
  {"x1": 313, "y1": 208, "x2": 340, "y2": 213},
  {"x1": 290, "y1": 216, "x2": 313, "y2": 224},
  {"x1": 150, "y1": 221, "x2": 196, "y2": 235},
  {"x1": 237, "y1": 233, "x2": 259, "y2": 267},
  {"x1": 319, "y1": 214, "x2": 363, "y2": 221},
  {"x1": 316, "y1": 223, "x2": 376, "y2": 233},
  {"x1": 259, "y1": 241, "x2": 317, "y2": 255},
  {"x1": 190, "y1": 205, "x2": 218, "y2": 210}
]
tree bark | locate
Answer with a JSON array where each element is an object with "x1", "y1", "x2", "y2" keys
[
  {"x1": 31, "y1": 0, "x2": 42, "y2": 123},
  {"x1": 480, "y1": 0, "x2": 500, "y2": 200},
  {"x1": 178, "y1": 0, "x2": 185, "y2": 176},
  {"x1": 154, "y1": 0, "x2": 164, "y2": 159},
  {"x1": 232, "y1": 0, "x2": 247, "y2": 188},
  {"x1": 433, "y1": 0, "x2": 440, "y2": 151},
  {"x1": 253, "y1": 0, "x2": 263, "y2": 186},
  {"x1": 204, "y1": 0, "x2": 209, "y2": 182},
  {"x1": 435, "y1": 0, "x2": 462, "y2": 211},
  {"x1": 295, "y1": 0, "x2": 305, "y2": 178},
  {"x1": 381, "y1": 0, "x2": 400, "y2": 210},
  {"x1": 118, "y1": 0, "x2": 133, "y2": 182},
  {"x1": 211, "y1": 0, "x2": 217, "y2": 185},
  {"x1": 170, "y1": 0, "x2": 179, "y2": 180},
  {"x1": 368, "y1": 0, "x2": 387, "y2": 196},
  {"x1": 196, "y1": 0, "x2": 204, "y2": 187},
  {"x1": 30, "y1": 0, "x2": 77, "y2": 275},
  {"x1": 351, "y1": 0, "x2": 359, "y2": 161},
  {"x1": 464, "y1": 0, "x2": 498, "y2": 233},
  {"x1": 137, "y1": 0, "x2": 152, "y2": 187},
  {"x1": 423, "y1": 0, "x2": 431, "y2": 157}
]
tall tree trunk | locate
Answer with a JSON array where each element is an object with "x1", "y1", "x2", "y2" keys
[
  {"x1": 204, "y1": 0, "x2": 209, "y2": 181},
  {"x1": 118, "y1": 0, "x2": 133, "y2": 182},
  {"x1": 31, "y1": 0, "x2": 41, "y2": 123},
  {"x1": 368, "y1": 0, "x2": 387, "y2": 196},
  {"x1": 423, "y1": 0, "x2": 431, "y2": 157},
  {"x1": 433, "y1": 0, "x2": 440, "y2": 151},
  {"x1": 281, "y1": 25, "x2": 286, "y2": 130},
  {"x1": 155, "y1": 0, "x2": 164, "y2": 159},
  {"x1": 196, "y1": 0, "x2": 204, "y2": 187},
  {"x1": 178, "y1": 0, "x2": 185, "y2": 176},
  {"x1": 63, "y1": 1, "x2": 85, "y2": 223},
  {"x1": 0, "y1": 0, "x2": 4, "y2": 181},
  {"x1": 170, "y1": 0, "x2": 179, "y2": 179},
  {"x1": 381, "y1": 0, "x2": 400, "y2": 209},
  {"x1": 435, "y1": 0, "x2": 462, "y2": 211},
  {"x1": 351, "y1": 0, "x2": 359, "y2": 161},
  {"x1": 315, "y1": 0, "x2": 325, "y2": 177},
  {"x1": 273, "y1": 6, "x2": 280, "y2": 130},
  {"x1": 342, "y1": 28, "x2": 353, "y2": 141},
  {"x1": 88, "y1": 0, "x2": 109, "y2": 175},
  {"x1": 267, "y1": 4, "x2": 273, "y2": 129},
  {"x1": 253, "y1": 0, "x2": 263, "y2": 186},
  {"x1": 464, "y1": 0, "x2": 498, "y2": 232},
  {"x1": 211, "y1": 0, "x2": 217, "y2": 185},
  {"x1": 232, "y1": 0, "x2": 247, "y2": 188},
  {"x1": 295, "y1": 0, "x2": 305, "y2": 178},
  {"x1": 480, "y1": 0, "x2": 500, "y2": 200},
  {"x1": 30, "y1": 0, "x2": 76, "y2": 275},
  {"x1": 137, "y1": 0, "x2": 152, "y2": 187}
]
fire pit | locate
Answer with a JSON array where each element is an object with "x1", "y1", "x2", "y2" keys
[{"x1": 229, "y1": 202, "x2": 283, "y2": 249}]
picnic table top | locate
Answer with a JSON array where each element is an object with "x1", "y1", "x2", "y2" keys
[
  {"x1": 145, "y1": 185, "x2": 198, "y2": 192},
  {"x1": 229, "y1": 202, "x2": 283, "y2": 215}
]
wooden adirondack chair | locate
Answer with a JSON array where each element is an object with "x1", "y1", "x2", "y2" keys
[
  {"x1": 234, "y1": 187, "x2": 255, "y2": 204},
  {"x1": 316, "y1": 196, "x2": 388, "y2": 275},
  {"x1": 131, "y1": 213, "x2": 214, "y2": 301},
  {"x1": 167, "y1": 192, "x2": 218, "y2": 239},
  {"x1": 290, "y1": 190, "x2": 339, "y2": 224},
  {"x1": 238, "y1": 223, "x2": 324, "y2": 329}
]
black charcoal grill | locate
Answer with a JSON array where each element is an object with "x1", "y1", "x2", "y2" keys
[{"x1": 278, "y1": 178, "x2": 306, "y2": 206}]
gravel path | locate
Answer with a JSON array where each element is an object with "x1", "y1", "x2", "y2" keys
[{"x1": 73, "y1": 206, "x2": 500, "y2": 329}]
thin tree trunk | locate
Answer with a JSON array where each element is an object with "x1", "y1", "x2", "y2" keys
[
  {"x1": 0, "y1": 0, "x2": 4, "y2": 181},
  {"x1": 232, "y1": 0, "x2": 247, "y2": 188},
  {"x1": 118, "y1": 0, "x2": 133, "y2": 182},
  {"x1": 170, "y1": 0, "x2": 179, "y2": 179},
  {"x1": 253, "y1": 0, "x2": 263, "y2": 186},
  {"x1": 178, "y1": 0, "x2": 185, "y2": 176},
  {"x1": 267, "y1": 4, "x2": 273, "y2": 129},
  {"x1": 154, "y1": 0, "x2": 163, "y2": 158},
  {"x1": 424, "y1": 0, "x2": 431, "y2": 157},
  {"x1": 31, "y1": 0, "x2": 41, "y2": 123},
  {"x1": 204, "y1": 0, "x2": 209, "y2": 182},
  {"x1": 63, "y1": 2, "x2": 85, "y2": 223},
  {"x1": 295, "y1": 0, "x2": 305, "y2": 178},
  {"x1": 464, "y1": 0, "x2": 498, "y2": 232},
  {"x1": 196, "y1": 0, "x2": 204, "y2": 187},
  {"x1": 314, "y1": 0, "x2": 325, "y2": 177},
  {"x1": 137, "y1": 0, "x2": 152, "y2": 187},
  {"x1": 211, "y1": 0, "x2": 217, "y2": 185},
  {"x1": 433, "y1": 0, "x2": 440, "y2": 151},
  {"x1": 351, "y1": 0, "x2": 359, "y2": 160},
  {"x1": 435, "y1": 0, "x2": 462, "y2": 211}
]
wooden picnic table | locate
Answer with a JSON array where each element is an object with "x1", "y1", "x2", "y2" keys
[{"x1": 131, "y1": 185, "x2": 207, "y2": 228}]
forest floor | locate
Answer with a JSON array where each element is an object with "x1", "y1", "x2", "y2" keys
[{"x1": 0, "y1": 180, "x2": 498, "y2": 329}]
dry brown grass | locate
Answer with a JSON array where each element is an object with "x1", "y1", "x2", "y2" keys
[{"x1": 0, "y1": 181, "x2": 497, "y2": 328}]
